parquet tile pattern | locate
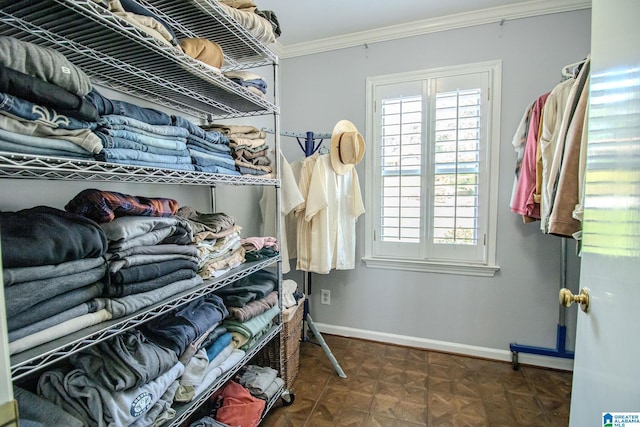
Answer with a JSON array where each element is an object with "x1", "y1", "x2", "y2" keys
[{"x1": 261, "y1": 334, "x2": 572, "y2": 426}]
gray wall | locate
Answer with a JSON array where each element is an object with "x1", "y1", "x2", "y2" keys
[{"x1": 278, "y1": 9, "x2": 591, "y2": 367}]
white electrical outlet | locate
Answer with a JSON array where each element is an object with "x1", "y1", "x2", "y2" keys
[{"x1": 320, "y1": 289, "x2": 331, "y2": 305}]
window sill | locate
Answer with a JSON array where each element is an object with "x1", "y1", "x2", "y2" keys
[{"x1": 362, "y1": 257, "x2": 500, "y2": 277}]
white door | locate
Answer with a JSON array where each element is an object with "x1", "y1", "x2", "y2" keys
[{"x1": 569, "y1": 1, "x2": 640, "y2": 426}]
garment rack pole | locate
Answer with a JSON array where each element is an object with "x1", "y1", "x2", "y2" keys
[
  {"x1": 275, "y1": 129, "x2": 346, "y2": 378},
  {"x1": 509, "y1": 237, "x2": 574, "y2": 370}
]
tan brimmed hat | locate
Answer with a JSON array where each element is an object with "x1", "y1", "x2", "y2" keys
[{"x1": 330, "y1": 120, "x2": 365, "y2": 175}]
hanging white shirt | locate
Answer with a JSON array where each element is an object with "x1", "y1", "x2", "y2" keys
[
  {"x1": 260, "y1": 152, "x2": 304, "y2": 274},
  {"x1": 304, "y1": 154, "x2": 364, "y2": 274}
]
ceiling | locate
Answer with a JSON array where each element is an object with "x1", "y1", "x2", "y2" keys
[{"x1": 256, "y1": 0, "x2": 590, "y2": 47}]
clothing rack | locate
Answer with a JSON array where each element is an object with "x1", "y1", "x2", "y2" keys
[
  {"x1": 509, "y1": 238, "x2": 574, "y2": 369},
  {"x1": 263, "y1": 128, "x2": 346, "y2": 378},
  {"x1": 509, "y1": 58, "x2": 586, "y2": 369}
]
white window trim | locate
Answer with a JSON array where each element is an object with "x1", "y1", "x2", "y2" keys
[{"x1": 363, "y1": 60, "x2": 502, "y2": 277}]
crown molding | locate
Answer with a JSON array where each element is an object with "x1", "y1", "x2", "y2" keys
[{"x1": 280, "y1": 0, "x2": 591, "y2": 59}]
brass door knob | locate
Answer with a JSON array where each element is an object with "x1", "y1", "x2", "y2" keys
[{"x1": 559, "y1": 288, "x2": 590, "y2": 313}]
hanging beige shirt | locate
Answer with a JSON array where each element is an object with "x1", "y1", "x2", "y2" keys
[
  {"x1": 260, "y1": 153, "x2": 304, "y2": 274},
  {"x1": 303, "y1": 155, "x2": 364, "y2": 274},
  {"x1": 294, "y1": 153, "x2": 319, "y2": 272},
  {"x1": 538, "y1": 77, "x2": 575, "y2": 231}
]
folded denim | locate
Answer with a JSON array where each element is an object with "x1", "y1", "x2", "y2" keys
[
  {"x1": 187, "y1": 137, "x2": 232, "y2": 155},
  {"x1": 0, "y1": 36, "x2": 92, "y2": 96},
  {"x1": 0, "y1": 92, "x2": 96, "y2": 130},
  {"x1": 98, "y1": 132, "x2": 189, "y2": 156},
  {"x1": 97, "y1": 128, "x2": 187, "y2": 150},
  {"x1": 187, "y1": 130, "x2": 230, "y2": 147},
  {"x1": 228, "y1": 78, "x2": 267, "y2": 94},
  {"x1": 171, "y1": 115, "x2": 208, "y2": 140},
  {"x1": 7, "y1": 282, "x2": 104, "y2": 332},
  {"x1": 189, "y1": 148, "x2": 236, "y2": 169},
  {"x1": 0, "y1": 139, "x2": 93, "y2": 159},
  {"x1": 0, "y1": 126, "x2": 98, "y2": 157},
  {"x1": 0, "y1": 113, "x2": 101, "y2": 153},
  {"x1": 0, "y1": 65, "x2": 98, "y2": 122},
  {"x1": 96, "y1": 157, "x2": 197, "y2": 171},
  {"x1": 236, "y1": 164, "x2": 270, "y2": 175},
  {"x1": 194, "y1": 164, "x2": 240, "y2": 175},
  {"x1": 98, "y1": 114, "x2": 189, "y2": 137},
  {"x1": 86, "y1": 88, "x2": 172, "y2": 125},
  {"x1": 98, "y1": 147, "x2": 192, "y2": 164}
]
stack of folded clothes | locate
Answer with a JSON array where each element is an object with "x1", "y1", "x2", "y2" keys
[
  {"x1": 203, "y1": 123, "x2": 273, "y2": 176},
  {"x1": 217, "y1": 269, "x2": 280, "y2": 350},
  {"x1": 93, "y1": 111, "x2": 195, "y2": 172},
  {"x1": 38, "y1": 328, "x2": 185, "y2": 426},
  {"x1": 142, "y1": 294, "x2": 243, "y2": 403},
  {"x1": 65, "y1": 189, "x2": 204, "y2": 319},
  {"x1": 0, "y1": 36, "x2": 102, "y2": 159},
  {"x1": 217, "y1": 0, "x2": 280, "y2": 45},
  {"x1": 91, "y1": 0, "x2": 180, "y2": 48},
  {"x1": 223, "y1": 70, "x2": 268, "y2": 99},
  {"x1": 176, "y1": 206, "x2": 246, "y2": 278},
  {"x1": 0, "y1": 206, "x2": 109, "y2": 355},
  {"x1": 172, "y1": 115, "x2": 239, "y2": 175}
]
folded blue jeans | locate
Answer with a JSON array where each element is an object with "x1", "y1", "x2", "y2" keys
[
  {"x1": 98, "y1": 147, "x2": 192, "y2": 164},
  {"x1": 98, "y1": 114, "x2": 189, "y2": 138},
  {"x1": 0, "y1": 92, "x2": 96, "y2": 130},
  {"x1": 87, "y1": 89, "x2": 172, "y2": 126},
  {"x1": 98, "y1": 133, "x2": 189, "y2": 156}
]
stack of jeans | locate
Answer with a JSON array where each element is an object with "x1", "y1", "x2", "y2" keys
[
  {"x1": 172, "y1": 115, "x2": 239, "y2": 175},
  {"x1": 0, "y1": 206, "x2": 110, "y2": 355},
  {"x1": 94, "y1": 113, "x2": 195, "y2": 171}
]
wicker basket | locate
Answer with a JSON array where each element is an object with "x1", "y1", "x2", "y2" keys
[{"x1": 251, "y1": 300, "x2": 304, "y2": 389}]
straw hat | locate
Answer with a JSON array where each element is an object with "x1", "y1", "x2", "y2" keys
[{"x1": 330, "y1": 120, "x2": 365, "y2": 175}]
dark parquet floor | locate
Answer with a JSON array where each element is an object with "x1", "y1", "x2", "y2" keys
[{"x1": 261, "y1": 334, "x2": 572, "y2": 427}]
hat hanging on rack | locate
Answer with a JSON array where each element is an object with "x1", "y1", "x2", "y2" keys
[{"x1": 330, "y1": 119, "x2": 366, "y2": 175}]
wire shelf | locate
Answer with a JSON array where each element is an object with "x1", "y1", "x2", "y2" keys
[
  {"x1": 0, "y1": 0, "x2": 278, "y2": 119},
  {"x1": 10, "y1": 256, "x2": 281, "y2": 380},
  {"x1": 136, "y1": 0, "x2": 278, "y2": 70},
  {"x1": 0, "y1": 152, "x2": 279, "y2": 186}
]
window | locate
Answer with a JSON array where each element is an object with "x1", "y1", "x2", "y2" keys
[{"x1": 363, "y1": 61, "x2": 501, "y2": 276}]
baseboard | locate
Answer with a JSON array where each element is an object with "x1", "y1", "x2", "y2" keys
[{"x1": 313, "y1": 322, "x2": 574, "y2": 371}]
